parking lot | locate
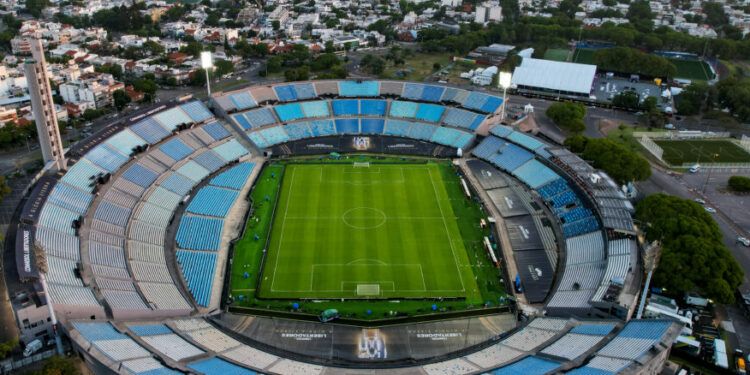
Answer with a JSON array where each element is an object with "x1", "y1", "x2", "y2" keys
[{"x1": 591, "y1": 76, "x2": 671, "y2": 109}]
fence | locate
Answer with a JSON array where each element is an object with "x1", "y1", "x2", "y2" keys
[
  {"x1": 633, "y1": 131, "x2": 731, "y2": 140},
  {"x1": 0, "y1": 349, "x2": 56, "y2": 374},
  {"x1": 639, "y1": 136, "x2": 663, "y2": 161},
  {"x1": 637, "y1": 132, "x2": 750, "y2": 169}
]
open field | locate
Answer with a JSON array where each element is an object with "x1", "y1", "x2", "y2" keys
[
  {"x1": 572, "y1": 48, "x2": 596, "y2": 65},
  {"x1": 259, "y1": 162, "x2": 479, "y2": 300},
  {"x1": 381, "y1": 52, "x2": 453, "y2": 82},
  {"x1": 544, "y1": 48, "x2": 571, "y2": 62},
  {"x1": 654, "y1": 140, "x2": 750, "y2": 165},
  {"x1": 670, "y1": 58, "x2": 715, "y2": 81}
]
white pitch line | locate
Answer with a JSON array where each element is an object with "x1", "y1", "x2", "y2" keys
[{"x1": 270, "y1": 166, "x2": 296, "y2": 292}]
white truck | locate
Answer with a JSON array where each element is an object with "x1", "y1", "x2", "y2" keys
[{"x1": 23, "y1": 339, "x2": 42, "y2": 357}]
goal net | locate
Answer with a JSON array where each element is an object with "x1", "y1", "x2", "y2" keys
[
  {"x1": 353, "y1": 162, "x2": 370, "y2": 168},
  {"x1": 357, "y1": 284, "x2": 380, "y2": 296}
]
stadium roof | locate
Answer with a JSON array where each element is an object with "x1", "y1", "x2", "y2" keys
[{"x1": 512, "y1": 58, "x2": 597, "y2": 95}]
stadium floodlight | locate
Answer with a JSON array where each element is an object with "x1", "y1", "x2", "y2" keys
[
  {"x1": 201, "y1": 51, "x2": 213, "y2": 96},
  {"x1": 498, "y1": 71, "x2": 512, "y2": 122}
]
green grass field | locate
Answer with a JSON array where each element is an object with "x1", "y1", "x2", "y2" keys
[
  {"x1": 229, "y1": 157, "x2": 506, "y2": 319},
  {"x1": 544, "y1": 48, "x2": 571, "y2": 62},
  {"x1": 670, "y1": 59, "x2": 715, "y2": 81},
  {"x1": 572, "y1": 48, "x2": 596, "y2": 65},
  {"x1": 259, "y1": 163, "x2": 480, "y2": 300},
  {"x1": 654, "y1": 140, "x2": 750, "y2": 165}
]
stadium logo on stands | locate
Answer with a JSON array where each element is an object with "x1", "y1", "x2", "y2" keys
[
  {"x1": 353, "y1": 137, "x2": 371, "y2": 150},
  {"x1": 22, "y1": 229, "x2": 32, "y2": 273},
  {"x1": 527, "y1": 265, "x2": 543, "y2": 281},
  {"x1": 306, "y1": 143, "x2": 334, "y2": 149}
]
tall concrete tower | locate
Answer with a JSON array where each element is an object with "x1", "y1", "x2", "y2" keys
[{"x1": 23, "y1": 38, "x2": 66, "y2": 171}]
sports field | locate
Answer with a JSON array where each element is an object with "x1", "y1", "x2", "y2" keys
[
  {"x1": 670, "y1": 59, "x2": 715, "y2": 81},
  {"x1": 654, "y1": 139, "x2": 750, "y2": 165},
  {"x1": 257, "y1": 162, "x2": 480, "y2": 300},
  {"x1": 544, "y1": 48, "x2": 571, "y2": 62}
]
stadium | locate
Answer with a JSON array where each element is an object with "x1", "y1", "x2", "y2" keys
[{"x1": 6, "y1": 80, "x2": 682, "y2": 374}]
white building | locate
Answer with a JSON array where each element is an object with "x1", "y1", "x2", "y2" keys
[{"x1": 475, "y1": 2, "x2": 503, "y2": 23}]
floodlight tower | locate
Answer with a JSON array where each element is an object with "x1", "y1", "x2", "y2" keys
[
  {"x1": 498, "y1": 71, "x2": 512, "y2": 123},
  {"x1": 201, "y1": 51, "x2": 213, "y2": 97}
]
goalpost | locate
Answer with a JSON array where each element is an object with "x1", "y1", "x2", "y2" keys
[{"x1": 353, "y1": 162, "x2": 370, "y2": 168}]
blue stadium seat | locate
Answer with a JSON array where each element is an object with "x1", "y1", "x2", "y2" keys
[
  {"x1": 562, "y1": 216, "x2": 599, "y2": 237},
  {"x1": 128, "y1": 324, "x2": 173, "y2": 336},
  {"x1": 210, "y1": 162, "x2": 254, "y2": 190},
  {"x1": 335, "y1": 119, "x2": 360, "y2": 134},
  {"x1": 86, "y1": 144, "x2": 129, "y2": 172},
  {"x1": 188, "y1": 358, "x2": 256, "y2": 375},
  {"x1": 339, "y1": 81, "x2": 379, "y2": 97},
  {"x1": 617, "y1": 321, "x2": 671, "y2": 340},
  {"x1": 176, "y1": 215, "x2": 223, "y2": 251},
  {"x1": 384, "y1": 120, "x2": 412, "y2": 137},
  {"x1": 176, "y1": 250, "x2": 217, "y2": 307},
  {"x1": 232, "y1": 113, "x2": 253, "y2": 130},
  {"x1": 130, "y1": 118, "x2": 170, "y2": 144},
  {"x1": 415, "y1": 103, "x2": 445, "y2": 123},
  {"x1": 202, "y1": 122, "x2": 231, "y2": 141},
  {"x1": 293, "y1": 83, "x2": 317, "y2": 100},
  {"x1": 159, "y1": 138, "x2": 194, "y2": 161},
  {"x1": 285, "y1": 122, "x2": 314, "y2": 140},
  {"x1": 360, "y1": 100, "x2": 387, "y2": 115},
  {"x1": 407, "y1": 122, "x2": 436, "y2": 141},
  {"x1": 274, "y1": 85, "x2": 297, "y2": 102},
  {"x1": 228, "y1": 92, "x2": 257, "y2": 110},
  {"x1": 257, "y1": 126, "x2": 289, "y2": 146},
  {"x1": 332, "y1": 100, "x2": 359, "y2": 116},
  {"x1": 300, "y1": 100, "x2": 330, "y2": 118},
  {"x1": 73, "y1": 322, "x2": 127, "y2": 341},
  {"x1": 309, "y1": 120, "x2": 336, "y2": 136},
  {"x1": 493, "y1": 356, "x2": 560, "y2": 375},
  {"x1": 186, "y1": 186, "x2": 239, "y2": 217},
  {"x1": 401, "y1": 83, "x2": 423, "y2": 100},
  {"x1": 389, "y1": 101, "x2": 418, "y2": 118},
  {"x1": 274, "y1": 103, "x2": 305, "y2": 122},
  {"x1": 420, "y1": 85, "x2": 445, "y2": 102},
  {"x1": 570, "y1": 324, "x2": 616, "y2": 336},
  {"x1": 361, "y1": 119, "x2": 385, "y2": 134},
  {"x1": 122, "y1": 164, "x2": 159, "y2": 188}
]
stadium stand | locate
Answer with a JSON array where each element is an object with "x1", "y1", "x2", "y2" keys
[
  {"x1": 274, "y1": 103, "x2": 305, "y2": 122},
  {"x1": 335, "y1": 119, "x2": 360, "y2": 134},
  {"x1": 332, "y1": 99, "x2": 359, "y2": 116},
  {"x1": 360, "y1": 100, "x2": 387, "y2": 115},
  {"x1": 339, "y1": 80, "x2": 379, "y2": 97},
  {"x1": 188, "y1": 358, "x2": 257, "y2": 375},
  {"x1": 492, "y1": 356, "x2": 561, "y2": 375},
  {"x1": 442, "y1": 108, "x2": 485, "y2": 130}
]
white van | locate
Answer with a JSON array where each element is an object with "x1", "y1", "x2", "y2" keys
[{"x1": 689, "y1": 164, "x2": 700, "y2": 173}]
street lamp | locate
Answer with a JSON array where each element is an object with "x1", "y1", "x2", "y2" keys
[
  {"x1": 201, "y1": 51, "x2": 213, "y2": 97},
  {"x1": 498, "y1": 71, "x2": 512, "y2": 123}
]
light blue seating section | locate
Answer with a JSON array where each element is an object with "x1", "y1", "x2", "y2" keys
[
  {"x1": 257, "y1": 126, "x2": 290, "y2": 146},
  {"x1": 339, "y1": 81, "x2": 379, "y2": 97},
  {"x1": 130, "y1": 118, "x2": 170, "y2": 144},
  {"x1": 159, "y1": 138, "x2": 193, "y2": 161},
  {"x1": 202, "y1": 122, "x2": 231, "y2": 141},
  {"x1": 430, "y1": 127, "x2": 473, "y2": 149},
  {"x1": 210, "y1": 162, "x2": 255, "y2": 190},
  {"x1": 443, "y1": 108, "x2": 484, "y2": 130},
  {"x1": 188, "y1": 357, "x2": 256, "y2": 375},
  {"x1": 490, "y1": 126, "x2": 514, "y2": 138},
  {"x1": 441, "y1": 87, "x2": 462, "y2": 103},
  {"x1": 176, "y1": 215, "x2": 223, "y2": 251},
  {"x1": 242, "y1": 107, "x2": 277, "y2": 129},
  {"x1": 407, "y1": 122, "x2": 436, "y2": 141},
  {"x1": 47, "y1": 183, "x2": 92, "y2": 214},
  {"x1": 86, "y1": 144, "x2": 129, "y2": 172},
  {"x1": 194, "y1": 151, "x2": 225, "y2": 172},
  {"x1": 421, "y1": 85, "x2": 445, "y2": 102},
  {"x1": 61, "y1": 159, "x2": 105, "y2": 191},
  {"x1": 128, "y1": 324, "x2": 173, "y2": 336},
  {"x1": 360, "y1": 100, "x2": 387, "y2": 115},
  {"x1": 309, "y1": 120, "x2": 336, "y2": 137},
  {"x1": 247, "y1": 132, "x2": 269, "y2": 149},
  {"x1": 512, "y1": 159, "x2": 560, "y2": 189},
  {"x1": 482, "y1": 95, "x2": 504, "y2": 113},
  {"x1": 560, "y1": 206, "x2": 593, "y2": 223},
  {"x1": 389, "y1": 101, "x2": 418, "y2": 118},
  {"x1": 401, "y1": 83, "x2": 423, "y2": 100},
  {"x1": 212, "y1": 139, "x2": 249, "y2": 162},
  {"x1": 567, "y1": 367, "x2": 616, "y2": 375},
  {"x1": 507, "y1": 130, "x2": 546, "y2": 151},
  {"x1": 335, "y1": 119, "x2": 360, "y2": 134},
  {"x1": 294, "y1": 83, "x2": 317, "y2": 100},
  {"x1": 122, "y1": 163, "x2": 159, "y2": 188},
  {"x1": 617, "y1": 321, "x2": 671, "y2": 340},
  {"x1": 73, "y1": 322, "x2": 127, "y2": 341},
  {"x1": 301, "y1": 100, "x2": 330, "y2": 118},
  {"x1": 285, "y1": 122, "x2": 313, "y2": 140},
  {"x1": 274, "y1": 85, "x2": 297, "y2": 102},
  {"x1": 160, "y1": 173, "x2": 194, "y2": 196},
  {"x1": 133, "y1": 365, "x2": 181, "y2": 375},
  {"x1": 39, "y1": 203, "x2": 79, "y2": 235},
  {"x1": 94, "y1": 201, "x2": 130, "y2": 227},
  {"x1": 361, "y1": 119, "x2": 385, "y2": 134},
  {"x1": 180, "y1": 101, "x2": 214, "y2": 122},
  {"x1": 176, "y1": 250, "x2": 217, "y2": 307},
  {"x1": 274, "y1": 103, "x2": 305, "y2": 122},
  {"x1": 415, "y1": 103, "x2": 445, "y2": 123},
  {"x1": 228, "y1": 92, "x2": 257, "y2": 110},
  {"x1": 538, "y1": 179, "x2": 568, "y2": 199},
  {"x1": 485, "y1": 142, "x2": 533, "y2": 172},
  {"x1": 562, "y1": 217, "x2": 599, "y2": 238},
  {"x1": 105, "y1": 130, "x2": 147, "y2": 156},
  {"x1": 178, "y1": 160, "x2": 211, "y2": 183},
  {"x1": 384, "y1": 120, "x2": 411, "y2": 137},
  {"x1": 332, "y1": 100, "x2": 358, "y2": 116},
  {"x1": 570, "y1": 324, "x2": 616, "y2": 336},
  {"x1": 493, "y1": 356, "x2": 561, "y2": 375},
  {"x1": 472, "y1": 136, "x2": 504, "y2": 159}
]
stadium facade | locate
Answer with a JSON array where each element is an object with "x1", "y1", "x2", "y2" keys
[{"x1": 4, "y1": 80, "x2": 678, "y2": 374}]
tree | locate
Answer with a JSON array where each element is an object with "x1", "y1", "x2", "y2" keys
[
  {"x1": 563, "y1": 136, "x2": 651, "y2": 183},
  {"x1": 24, "y1": 0, "x2": 50, "y2": 18},
  {"x1": 132, "y1": 78, "x2": 157, "y2": 101},
  {"x1": 677, "y1": 82, "x2": 708, "y2": 116},
  {"x1": 360, "y1": 54, "x2": 386, "y2": 75},
  {"x1": 636, "y1": 194, "x2": 743, "y2": 304},
  {"x1": 190, "y1": 68, "x2": 207, "y2": 87},
  {"x1": 213, "y1": 59, "x2": 234, "y2": 76},
  {"x1": 703, "y1": 2, "x2": 728, "y2": 28},
  {"x1": 82, "y1": 108, "x2": 106, "y2": 121},
  {"x1": 593, "y1": 47, "x2": 676, "y2": 78},
  {"x1": 0, "y1": 176, "x2": 11, "y2": 204},
  {"x1": 272, "y1": 20, "x2": 281, "y2": 31},
  {"x1": 612, "y1": 91, "x2": 640, "y2": 109},
  {"x1": 33, "y1": 355, "x2": 80, "y2": 375},
  {"x1": 284, "y1": 66, "x2": 309, "y2": 81},
  {"x1": 728, "y1": 176, "x2": 750, "y2": 192},
  {"x1": 626, "y1": 0, "x2": 653, "y2": 32},
  {"x1": 546, "y1": 102, "x2": 586, "y2": 133},
  {"x1": 716, "y1": 77, "x2": 750, "y2": 122},
  {"x1": 112, "y1": 90, "x2": 131, "y2": 111}
]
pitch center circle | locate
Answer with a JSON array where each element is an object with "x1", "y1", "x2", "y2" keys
[{"x1": 341, "y1": 207, "x2": 387, "y2": 229}]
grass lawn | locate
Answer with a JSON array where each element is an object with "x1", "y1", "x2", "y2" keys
[
  {"x1": 260, "y1": 162, "x2": 479, "y2": 300},
  {"x1": 670, "y1": 58, "x2": 715, "y2": 81},
  {"x1": 381, "y1": 52, "x2": 453, "y2": 82},
  {"x1": 654, "y1": 140, "x2": 750, "y2": 165},
  {"x1": 572, "y1": 48, "x2": 596, "y2": 65},
  {"x1": 544, "y1": 48, "x2": 571, "y2": 62},
  {"x1": 229, "y1": 157, "x2": 506, "y2": 319}
]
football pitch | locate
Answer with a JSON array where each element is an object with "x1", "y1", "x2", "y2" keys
[
  {"x1": 654, "y1": 139, "x2": 750, "y2": 165},
  {"x1": 257, "y1": 163, "x2": 481, "y2": 300}
]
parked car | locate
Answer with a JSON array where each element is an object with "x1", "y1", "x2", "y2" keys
[
  {"x1": 694, "y1": 198, "x2": 706, "y2": 205},
  {"x1": 737, "y1": 237, "x2": 750, "y2": 247},
  {"x1": 704, "y1": 207, "x2": 717, "y2": 213}
]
